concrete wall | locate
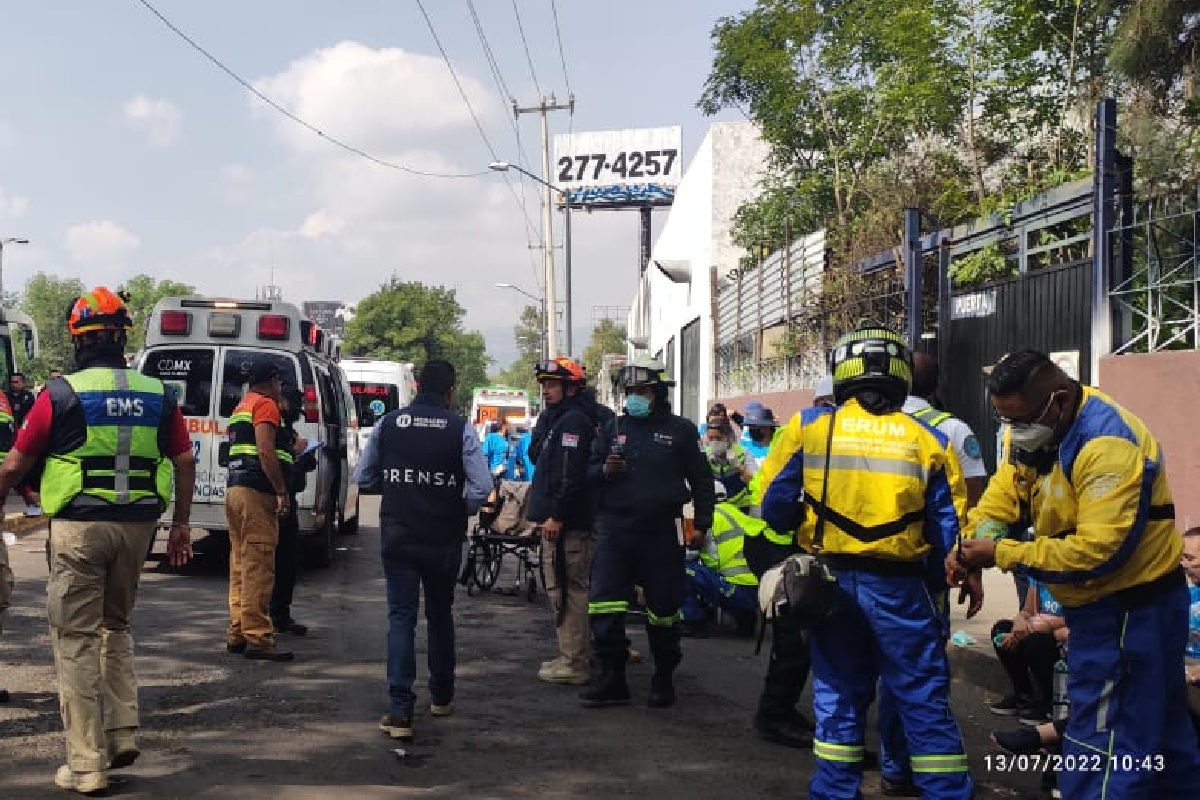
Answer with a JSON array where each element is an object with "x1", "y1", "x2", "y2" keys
[
  {"x1": 709, "y1": 389, "x2": 815, "y2": 425},
  {"x1": 1099, "y1": 351, "x2": 1200, "y2": 529}
]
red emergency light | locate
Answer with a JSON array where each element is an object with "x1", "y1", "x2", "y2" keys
[
  {"x1": 160, "y1": 310, "x2": 192, "y2": 335},
  {"x1": 257, "y1": 314, "x2": 290, "y2": 340},
  {"x1": 303, "y1": 384, "x2": 320, "y2": 423}
]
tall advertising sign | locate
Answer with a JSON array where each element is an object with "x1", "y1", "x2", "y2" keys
[{"x1": 552, "y1": 126, "x2": 681, "y2": 207}]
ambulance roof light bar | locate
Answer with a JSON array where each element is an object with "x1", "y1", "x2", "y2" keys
[{"x1": 180, "y1": 299, "x2": 272, "y2": 311}]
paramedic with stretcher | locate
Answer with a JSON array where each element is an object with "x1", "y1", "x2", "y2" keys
[
  {"x1": 0, "y1": 287, "x2": 195, "y2": 795},
  {"x1": 580, "y1": 356, "x2": 715, "y2": 710},
  {"x1": 759, "y1": 326, "x2": 972, "y2": 800},
  {"x1": 951, "y1": 349, "x2": 1200, "y2": 799}
]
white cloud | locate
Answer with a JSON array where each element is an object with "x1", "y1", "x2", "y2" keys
[
  {"x1": 124, "y1": 95, "x2": 182, "y2": 146},
  {"x1": 64, "y1": 221, "x2": 141, "y2": 268},
  {"x1": 251, "y1": 41, "x2": 495, "y2": 155}
]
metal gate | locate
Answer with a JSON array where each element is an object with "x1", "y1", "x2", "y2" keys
[
  {"x1": 679, "y1": 317, "x2": 701, "y2": 423},
  {"x1": 940, "y1": 260, "x2": 1093, "y2": 471}
]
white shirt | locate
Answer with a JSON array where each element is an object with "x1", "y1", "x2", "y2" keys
[{"x1": 902, "y1": 396, "x2": 988, "y2": 479}]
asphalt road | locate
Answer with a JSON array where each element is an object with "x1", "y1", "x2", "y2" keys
[{"x1": 2, "y1": 499, "x2": 1046, "y2": 798}]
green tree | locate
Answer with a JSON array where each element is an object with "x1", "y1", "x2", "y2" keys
[
  {"x1": 17, "y1": 273, "x2": 86, "y2": 381},
  {"x1": 582, "y1": 318, "x2": 627, "y2": 380},
  {"x1": 342, "y1": 277, "x2": 490, "y2": 410},
  {"x1": 118, "y1": 274, "x2": 196, "y2": 352},
  {"x1": 490, "y1": 304, "x2": 543, "y2": 399}
]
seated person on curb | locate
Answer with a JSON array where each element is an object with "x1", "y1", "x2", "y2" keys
[
  {"x1": 702, "y1": 422, "x2": 751, "y2": 505},
  {"x1": 1183, "y1": 528, "x2": 1200, "y2": 736},
  {"x1": 988, "y1": 576, "x2": 1066, "y2": 726},
  {"x1": 681, "y1": 481, "x2": 759, "y2": 639}
]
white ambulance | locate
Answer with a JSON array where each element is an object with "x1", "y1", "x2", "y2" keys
[
  {"x1": 136, "y1": 297, "x2": 361, "y2": 566},
  {"x1": 340, "y1": 358, "x2": 416, "y2": 452}
]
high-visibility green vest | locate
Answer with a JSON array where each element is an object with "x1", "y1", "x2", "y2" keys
[
  {"x1": 701, "y1": 504, "x2": 763, "y2": 586},
  {"x1": 226, "y1": 394, "x2": 294, "y2": 492},
  {"x1": 40, "y1": 368, "x2": 174, "y2": 516}
]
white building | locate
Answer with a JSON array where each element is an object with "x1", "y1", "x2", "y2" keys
[{"x1": 626, "y1": 121, "x2": 772, "y2": 423}]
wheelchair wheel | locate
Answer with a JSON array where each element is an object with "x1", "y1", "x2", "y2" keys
[{"x1": 473, "y1": 540, "x2": 502, "y2": 590}]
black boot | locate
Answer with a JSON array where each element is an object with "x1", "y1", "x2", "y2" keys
[
  {"x1": 579, "y1": 659, "x2": 630, "y2": 708},
  {"x1": 753, "y1": 712, "x2": 813, "y2": 748},
  {"x1": 647, "y1": 670, "x2": 676, "y2": 708}
]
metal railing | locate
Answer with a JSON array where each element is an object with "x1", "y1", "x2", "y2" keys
[{"x1": 715, "y1": 354, "x2": 825, "y2": 397}]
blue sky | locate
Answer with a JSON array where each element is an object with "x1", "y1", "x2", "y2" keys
[{"x1": 0, "y1": 1, "x2": 749, "y2": 366}]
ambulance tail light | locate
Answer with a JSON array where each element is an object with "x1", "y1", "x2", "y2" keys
[
  {"x1": 159, "y1": 310, "x2": 192, "y2": 336},
  {"x1": 303, "y1": 384, "x2": 320, "y2": 423},
  {"x1": 257, "y1": 314, "x2": 290, "y2": 340}
]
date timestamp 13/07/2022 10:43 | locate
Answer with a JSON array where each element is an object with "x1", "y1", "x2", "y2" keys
[{"x1": 984, "y1": 753, "x2": 1166, "y2": 773}]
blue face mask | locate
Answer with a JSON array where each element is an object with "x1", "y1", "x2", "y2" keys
[{"x1": 625, "y1": 394, "x2": 651, "y2": 418}]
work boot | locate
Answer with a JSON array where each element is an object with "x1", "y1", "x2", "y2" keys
[
  {"x1": 753, "y1": 713, "x2": 813, "y2": 748},
  {"x1": 0, "y1": 687, "x2": 9, "y2": 703},
  {"x1": 54, "y1": 765, "x2": 107, "y2": 796},
  {"x1": 647, "y1": 671, "x2": 676, "y2": 708},
  {"x1": 579, "y1": 661, "x2": 630, "y2": 708},
  {"x1": 538, "y1": 660, "x2": 590, "y2": 685},
  {"x1": 379, "y1": 713, "x2": 413, "y2": 740},
  {"x1": 245, "y1": 646, "x2": 294, "y2": 662},
  {"x1": 106, "y1": 727, "x2": 140, "y2": 769},
  {"x1": 880, "y1": 776, "x2": 921, "y2": 797},
  {"x1": 273, "y1": 617, "x2": 309, "y2": 636}
]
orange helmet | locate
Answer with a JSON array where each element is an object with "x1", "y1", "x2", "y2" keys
[
  {"x1": 534, "y1": 357, "x2": 585, "y2": 384},
  {"x1": 66, "y1": 287, "x2": 133, "y2": 336}
]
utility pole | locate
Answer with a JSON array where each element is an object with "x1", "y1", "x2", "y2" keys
[{"x1": 514, "y1": 95, "x2": 573, "y2": 358}]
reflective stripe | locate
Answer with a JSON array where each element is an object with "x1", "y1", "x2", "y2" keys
[
  {"x1": 646, "y1": 609, "x2": 681, "y2": 627},
  {"x1": 712, "y1": 527, "x2": 741, "y2": 546},
  {"x1": 1096, "y1": 679, "x2": 1115, "y2": 734},
  {"x1": 229, "y1": 444, "x2": 259, "y2": 456},
  {"x1": 588, "y1": 600, "x2": 628, "y2": 615},
  {"x1": 721, "y1": 564, "x2": 754, "y2": 579},
  {"x1": 113, "y1": 369, "x2": 132, "y2": 503},
  {"x1": 911, "y1": 754, "x2": 969, "y2": 773},
  {"x1": 802, "y1": 452, "x2": 926, "y2": 481},
  {"x1": 228, "y1": 411, "x2": 253, "y2": 425},
  {"x1": 912, "y1": 407, "x2": 952, "y2": 428},
  {"x1": 812, "y1": 739, "x2": 864, "y2": 763}
]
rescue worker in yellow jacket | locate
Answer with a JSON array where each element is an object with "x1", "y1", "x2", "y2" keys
[
  {"x1": 952, "y1": 349, "x2": 1200, "y2": 799},
  {"x1": 0, "y1": 287, "x2": 195, "y2": 795},
  {"x1": 760, "y1": 326, "x2": 972, "y2": 800},
  {"x1": 681, "y1": 480, "x2": 759, "y2": 638}
]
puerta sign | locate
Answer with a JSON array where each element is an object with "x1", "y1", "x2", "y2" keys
[{"x1": 552, "y1": 126, "x2": 681, "y2": 208}]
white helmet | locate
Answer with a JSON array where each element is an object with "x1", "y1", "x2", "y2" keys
[{"x1": 714, "y1": 479, "x2": 728, "y2": 502}]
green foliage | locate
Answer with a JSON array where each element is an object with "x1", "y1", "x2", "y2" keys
[
  {"x1": 17, "y1": 273, "x2": 85, "y2": 381},
  {"x1": 118, "y1": 274, "x2": 196, "y2": 352},
  {"x1": 582, "y1": 318, "x2": 627, "y2": 379},
  {"x1": 490, "y1": 304, "x2": 543, "y2": 400},
  {"x1": 948, "y1": 243, "x2": 1016, "y2": 288},
  {"x1": 342, "y1": 277, "x2": 490, "y2": 411}
]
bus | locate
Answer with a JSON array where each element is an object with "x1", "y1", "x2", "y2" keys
[{"x1": 469, "y1": 386, "x2": 531, "y2": 438}]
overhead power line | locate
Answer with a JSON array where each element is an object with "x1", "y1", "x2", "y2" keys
[
  {"x1": 512, "y1": 0, "x2": 542, "y2": 97},
  {"x1": 134, "y1": 0, "x2": 485, "y2": 179},
  {"x1": 549, "y1": 0, "x2": 572, "y2": 98}
]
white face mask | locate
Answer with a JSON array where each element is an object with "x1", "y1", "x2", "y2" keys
[{"x1": 1007, "y1": 423, "x2": 1056, "y2": 452}]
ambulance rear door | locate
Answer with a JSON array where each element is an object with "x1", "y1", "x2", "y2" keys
[{"x1": 138, "y1": 346, "x2": 221, "y2": 526}]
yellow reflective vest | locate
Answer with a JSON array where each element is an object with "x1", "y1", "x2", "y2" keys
[
  {"x1": 758, "y1": 398, "x2": 966, "y2": 562},
  {"x1": 701, "y1": 502, "x2": 762, "y2": 586}
]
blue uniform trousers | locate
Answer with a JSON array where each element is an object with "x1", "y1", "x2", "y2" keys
[
  {"x1": 1059, "y1": 580, "x2": 1200, "y2": 799},
  {"x1": 589, "y1": 513, "x2": 684, "y2": 669},
  {"x1": 809, "y1": 570, "x2": 971, "y2": 800},
  {"x1": 681, "y1": 561, "x2": 757, "y2": 623}
]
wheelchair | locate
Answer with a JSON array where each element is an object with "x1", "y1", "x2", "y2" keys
[{"x1": 460, "y1": 476, "x2": 544, "y2": 601}]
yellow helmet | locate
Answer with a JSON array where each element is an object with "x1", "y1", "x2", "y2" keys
[{"x1": 828, "y1": 326, "x2": 912, "y2": 406}]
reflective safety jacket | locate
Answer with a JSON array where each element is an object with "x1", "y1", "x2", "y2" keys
[
  {"x1": 0, "y1": 390, "x2": 13, "y2": 456},
  {"x1": 966, "y1": 387, "x2": 1180, "y2": 608},
  {"x1": 759, "y1": 398, "x2": 965, "y2": 564},
  {"x1": 40, "y1": 368, "x2": 173, "y2": 516},
  {"x1": 227, "y1": 392, "x2": 292, "y2": 494},
  {"x1": 701, "y1": 503, "x2": 764, "y2": 586}
]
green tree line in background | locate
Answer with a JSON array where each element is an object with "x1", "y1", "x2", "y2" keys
[
  {"x1": 492, "y1": 307, "x2": 627, "y2": 403},
  {"x1": 701, "y1": 0, "x2": 1200, "y2": 266}
]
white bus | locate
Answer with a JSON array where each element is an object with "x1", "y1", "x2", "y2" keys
[
  {"x1": 341, "y1": 358, "x2": 416, "y2": 451},
  {"x1": 137, "y1": 296, "x2": 361, "y2": 566}
]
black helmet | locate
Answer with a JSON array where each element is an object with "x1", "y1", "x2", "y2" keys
[{"x1": 828, "y1": 326, "x2": 912, "y2": 407}]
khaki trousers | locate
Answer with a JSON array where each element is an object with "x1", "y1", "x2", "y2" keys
[
  {"x1": 46, "y1": 518, "x2": 156, "y2": 773},
  {"x1": 225, "y1": 486, "x2": 279, "y2": 649},
  {"x1": 543, "y1": 529, "x2": 596, "y2": 671},
  {"x1": 0, "y1": 533, "x2": 12, "y2": 640}
]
